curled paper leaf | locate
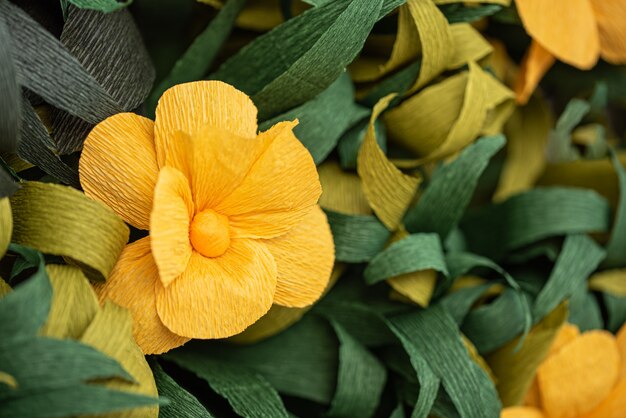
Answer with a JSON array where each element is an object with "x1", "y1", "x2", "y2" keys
[
  {"x1": 0, "y1": 10, "x2": 21, "y2": 154},
  {"x1": 404, "y1": 135, "x2": 505, "y2": 238},
  {"x1": 52, "y1": 6, "x2": 156, "y2": 154},
  {"x1": 386, "y1": 62, "x2": 513, "y2": 165},
  {"x1": 486, "y1": 304, "x2": 568, "y2": 407},
  {"x1": 494, "y1": 95, "x2": 552, "y2": 202},
  {"x1": 364, "y1": 233, "x2": 447, "y2": 285},
  {"x1": 358, "y1": 94, "x2": 420, "y2": 230},
  {"x1": 319, "y1": 162, "x2": 372, "y2": 215},
  {"x1": 0, "y1": 198, "x2": 11, "y2": 260},
  {"x1": 9, "y1": 182, "x2": 129, "y2": 282},
  {"x1": 213, "y1": 0, "x2": 384, "y2": 119},
  {"x1": 262, "y1": 74, "x2": 368, "y2": 164},
  {"x1": 327, "y1": 321, "x2": 387, "y2": 418},
  {"x1": 461, "y1": 188, "x2": 610, "y2": 260},
  {"x1": 589, "y1": 269, "x2": 626, "y2": 297}
]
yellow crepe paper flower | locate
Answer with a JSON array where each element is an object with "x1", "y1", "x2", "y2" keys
[
  {"x1": 515, "y1": 0, "x2": 626, "y2": 104},
  {"x1": 79, "y1": 80, "x2": 335, "y2": 354},
  {"x1": 501, "y1": 322, "x2": 626, "y2": 418}
]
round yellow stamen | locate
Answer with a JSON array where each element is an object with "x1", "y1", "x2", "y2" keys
[{"x1": 189, "y1": 209, "x2": 230, "y2": 258}]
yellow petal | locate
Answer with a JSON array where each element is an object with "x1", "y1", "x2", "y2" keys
[
  {"x1": 79, "y1": 113, "x2": 158, "y2": 230},
  {"x1": 548, "y1": 323, "x2": 581, "y2": 357},
  {"x1": 516, "y1": 0, "x2": 599, "y2": 69},
  {"x1": 581, "y1": 378, "x2": 626, "y2": 418},
  {"x1": 264, "y1": 205, "x2": 334, "y2": 308},
  {"x1": 94, "y1": 237, "x2": 190, "y2": 355},
  {"x1": 617, "y1": 324, "x2": 626, "y2": 379},
  {"x1": 589, "y1": 0, "x2": 626, "y2": 64},
  {"x1": 215, "y1": 121, "x2": 321, "y2": 239},
  {"x1": 501, "y1": 406, "x2": 545, "y2": 418},
  {"x1": 150, "y1": 167, "x2": 194, "y2": 287},
  {"x1": 165, "y1": 126, "x2": 269, "y2": 212},
  {"x1": 514, "y1": 41, "x2": 556, "y2": 105},
  {"x1": 537, "y1": 330, "x2": 620, "y2": 418},
  {"x1": 153, "y1": 80, "x2": 258, "y2": 166},
  {"x1": 156, "y1": 239, "x2": 277, "y2": 339}
]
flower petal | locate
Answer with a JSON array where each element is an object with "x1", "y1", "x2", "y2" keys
[
  {"x1": 589, "y1": 0, "x2": 626, "y2": 64},
  {"x1": 516, "y1": 0, "x2": 599, "y2": 69},
  {"x1": 215, "y1": 121, "x2": 322, "y2": 239},
  {"x1": 514, "y1": 41, "x2": 556, "y2": 105},
  {"x1": 93, "y1": 237, "x2": 190, "y2": 355},
  {"x1": 150, "y1": 167, "x2": 194, "y2": 287},
  {"x1": 264, "y1": 205, "x2": 334, "y2": 308},
  {"x1": 163, "y1": 126, "x2": 271, "y2": 212},
  {"x1": 79, "y1": 113, "x2": 158, "y2": 230},
  {"x1": 153, "y1": 80, "x2": 258, "y2": 166},
  {"x1": 156, "y1": 239, "x2": 277, "y2": 339},
  {"x1": 537, "y1": 330, "x2": 620, "y2": 418},
  {"x1": 501, "y1": 406, "x2": 545, "y2": 418}
]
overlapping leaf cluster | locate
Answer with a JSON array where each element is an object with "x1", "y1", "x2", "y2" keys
[{"x1": 1, "y1": 0, "x2": 626, "y2": 417}]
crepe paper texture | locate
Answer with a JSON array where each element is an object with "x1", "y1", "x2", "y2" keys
[
  {"x1": 80, "y1": 80, "x2": 334, "y2": 353},
  {"x1": 2, "y1": 0, "x2": 626, "y2": 417},
  {"x1": 0, "y1": 264, "x2": 159, "y2": 418}
]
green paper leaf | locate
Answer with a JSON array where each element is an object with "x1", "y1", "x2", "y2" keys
[
  {"x1": 66, "y1": 0, "x2": 133, "y2": 13},
  {"x1": 0, "y1": 9, "x2": 21, "y2": 154},
  {"x1": 18, "y1": 97, "x2": 80, "y2": 187},
  {"x1": 327, "y1": 321, "x2": 387, "y2": 418},
  {"x1": 461, "y1": 187, "x2": 610, "y2": 260},
  {"x1": 147, "y1": 0, "x2": 246, "y2": 115},
  {"x1": 1, "y1": 1, "x2": 121, "y2": 123},
  {"x1": 0, "y1": 337, "x2": 133, "y2": 390},
  {"x1": 213, "y1": 0, "x2": 384, "y2": 119},
  {"x1": 9, "y1": 182, "x2": 129, "y2": 282},
  {"x1": 364, "y1": 233, "x2": 448, "y2": 285},
  {"x1": 152, "y1": 361, "x2": 214, "y2": 418},
  {"x1": 603, "y1": 149, "x2": 626, "y2": 267},
  {"x1": 405, "y1": 135, "x2": 505, "y2": 238},
  {"x1": 533, "y1": 234, "x2": 605, "y2": 321},
  {"x1": 0, "y1": 258, "x2": 50, "y2": 337},
  {"x1": 51, "y1": 6, "x2": 155, "y2": 154},
  {"x1": 261, "y1": 74, "x2": 368, "y2": 164},
  {"x1": 388, "y1": 305, "x2": 501, "y2": 418},
  {"x1": 325, "y1": 209, "x2": 391, "y2": 263},
  {"x1": 165, "y1": 355, "x2": 287, "y2": 418},
  {"x1": 168, "y1": 316, "x2": 338, "y2": 405}
]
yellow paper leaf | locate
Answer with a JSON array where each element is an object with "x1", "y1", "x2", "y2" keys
[
  {"x1": 41, "y1": 265, "x2": 99, "y2": 340},
  {"x1": 0, "y1": 371, "x2": 17, "y2": 389},
  {"x1": 0, "y1": 198, "x2": 11, "y2": 260},
  {"x1": 9, "y1": 182, "x2": 129, "y2": 282},
  {"x1": 589, "y1": 269, "x2": 626, "y2": 297},
  {"x1": 0, "y1": 279, "x2": 10, "y2": 297},
  {"x1": 486, "y1": 303, "x2": 568, "y2": 407},
  {"x1": 494, "y1": 95, "x2": 552, "y2": 202},
  {"x1": 538, "y1": 152, "x2": 626, "y2": 206},
  {"x1": 405, "y1": 0, "x2": 454, "y2": 94},
  {"x1": 318, "y1": 162, "x2": 372, "y2": 215},
  {"x1": 358, "y1": 94, "x2": 421, "y2": 230},
  {"x1": 81, "y1": 300, "x2": 159, "y2": 418},
  {"x1": 448, "y1": 23, "x2": 493, "y2": 70},
  {"x1": 388, "y1": 62, "x2": 505, "y2": 166}
]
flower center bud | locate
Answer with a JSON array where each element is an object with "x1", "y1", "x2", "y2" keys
[{"x1": 189, "y1": 209, "x2": 230, "y2": 258}]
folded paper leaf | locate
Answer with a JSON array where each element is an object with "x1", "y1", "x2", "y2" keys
[{"x1": 9, "y1": 182, "x2": 129, "y2": 282}]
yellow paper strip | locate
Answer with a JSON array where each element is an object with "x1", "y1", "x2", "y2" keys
[{"x1": 358, "y1": 94, "x2": 421, "y2": 230}]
